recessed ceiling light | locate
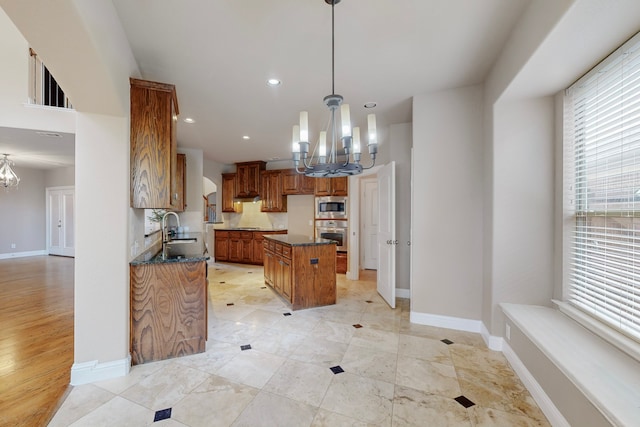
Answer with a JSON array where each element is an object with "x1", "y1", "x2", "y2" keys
[
  {"x1": 242, "y1": 135, "x2": 250, "y2": 140},
  {"x1": 184, "y1": 117, "x2": 195, "y2": 124},
  {"x1": 267, "y1": 78, "x2": 281, "y2": 86},
  {"x1": 364, "y1": 102, "x2": 377, "y2": 109}
]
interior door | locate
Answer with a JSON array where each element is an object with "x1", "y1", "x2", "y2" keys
[
  {"x1": 361, "y1": 178, "x2": 378, "y2": 269},
  {"x1": 47, "y1": 187, "x2": 75, "y2": 257},
  {"x1": 377, "y1": 162, "x2": 396, "y2": 308}
]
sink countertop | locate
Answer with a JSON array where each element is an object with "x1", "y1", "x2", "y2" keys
[
  {"x1": 214, "y1": 227, "x2": 287, "y2": 232},
  {"x1": 130, "y1": 232, "x2": 209, "y2": 265},
  {"x1": 264, "y1": 234, "x2": 337, "y2": 247}
]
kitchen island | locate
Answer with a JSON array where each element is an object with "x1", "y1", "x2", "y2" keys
[
  {"x1": 263, "y1": 234, "x2": 337, "y2": 310},
  {"x1": 129, "y1": 233, "x2": 209, "y2": 365}
]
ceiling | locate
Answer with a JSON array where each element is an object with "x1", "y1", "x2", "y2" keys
[
  {"x1": 2, "y1": 0, "x2": 530, "y2": 168},
  {"x1": 0, "y1": 126, "x2": 74, "y2": 169}
]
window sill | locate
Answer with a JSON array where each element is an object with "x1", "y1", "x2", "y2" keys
[{"x1": 501, "y1": 303, "x2": 640, "y2": 427}]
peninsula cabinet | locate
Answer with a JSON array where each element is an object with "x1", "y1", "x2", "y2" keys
[
  {"x1": 130, "y1": 78, "x2": 180, "y2": 209},
  {"x1": 314, "y1": 176, "x2": 348, "y2": 196},
  {"x1": 236, "y1": 161, "x2": 266, "y2": 198},
  {"x1": 221, "y1": 173, "x2": 242, "y2": 213},
  {"x1": 261, "y1": 170, "x2": 287, "y2": 212},
  {"x1": 282, "y1": 169, "x2": 315, "y2": 195},
  {"x1": 214, "y1": 229, "x2": 286, "y2": 264}
]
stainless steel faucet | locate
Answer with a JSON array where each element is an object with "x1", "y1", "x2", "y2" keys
[{"x1": 162, "y1": 211, "x2": 181, "y2": 242}]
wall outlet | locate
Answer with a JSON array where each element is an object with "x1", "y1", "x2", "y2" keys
[
  {"x1": 10, "y1": 243, "x2": 16, "y2": 249},
  {"x1": 505, "y1": 323, "x2": 511, "y2": 340}
]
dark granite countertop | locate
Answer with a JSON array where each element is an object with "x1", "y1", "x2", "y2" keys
[
  {"x1": 214, "y1": 227, "x2": 286, "y2": 232},
  {"x1": 130, "y1": 232, "x2": 210, "y2": 265},
  {"x1": 264, "y1": 234, "x2": 337, "y2": 247}
]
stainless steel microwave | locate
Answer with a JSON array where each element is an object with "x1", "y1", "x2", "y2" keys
[{"x1": 315, "y1": 196, "x2": 348, "y2": 219}]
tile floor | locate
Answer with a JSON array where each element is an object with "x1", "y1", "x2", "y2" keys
[{"x1": 49, "y1": 263, "x2": 550, "y2": 427}]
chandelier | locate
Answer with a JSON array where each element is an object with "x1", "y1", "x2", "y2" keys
[
  {"x1": 292, "y1": 0, "x2": 378, "y2": 178},
  {"x1": 0, "y1": 154, "x2": 20, "y2": 188}
]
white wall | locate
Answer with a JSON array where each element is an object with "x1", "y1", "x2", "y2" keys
[
  {"x1": 45, "y1": 166, "x2": 75, "y2": 187},
  {"x1": 411, "y1": 85, "x2": 484, "y2": 321},
  {"x1": 390, "y1": 123, "x2": 412, "y2": 290},
  {"x1": 177, "y1": 147, "x2": 204, "y2": 232},
  {"x1": 0, "y1": 166, "x2": 46, "y2": 255}
]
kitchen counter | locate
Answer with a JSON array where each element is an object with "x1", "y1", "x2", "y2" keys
[
  {"x1": 130, "y1": 232, "x2": 209, "y2": 265},
  {"x1": 264, "y1": 234, "x2": 337, "y2": 247},
  {"x1": 214, "y1": 227, "x2": 285, "y2": 231}
]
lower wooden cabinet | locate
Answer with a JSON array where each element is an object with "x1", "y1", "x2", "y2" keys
[
  {"x1": 214, "y1": 229, "x2": 286, "y2": 264},
  {"x1": 130, "y1": 260, "x2": 207, "y2": 365}
]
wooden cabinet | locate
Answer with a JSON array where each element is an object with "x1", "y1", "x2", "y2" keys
[
  {"x1": 314, "y1": 176, "x2": 348, "y2": 196},
  {"x1": 261, "y1": 170, "x2": 287, "y2": 212},
  {"x1": 236, "y1": 161, "x2": 266, "y2": 198},
  {"x1": 263, "y1": 237, "x2": 336, "y2": 310},
  {"x1": 282, "y1": 169, "x2": 315, "y2": 195},
  {"x1": 214, "y1": 231, "x2": 229, "y2": 261},
  {"x1": 173, "y1": 153, "x2": 186, "y2": 212},
  {"x1": 214, "y1": 229, "x2": 286, "y2": 264},
  {"x1": 130, "y1": 78, "x2": 180, "y2": 209},
  {"x1": 130, "y1": 260, "x2": 207, "y2": 365},
  {"x1": 222, "y1": 173, "x2": 242, "y2": 213}
]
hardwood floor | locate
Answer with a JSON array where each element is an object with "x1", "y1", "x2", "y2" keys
[{"x1": 0, "y1": 256, "x2": 74, "y2": 427}]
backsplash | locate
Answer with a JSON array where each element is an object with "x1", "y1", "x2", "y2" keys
[{"x1": 221, "y1": 201, "x2": 287, "y2": 230}]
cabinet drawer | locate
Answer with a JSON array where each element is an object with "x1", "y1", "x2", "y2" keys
[
  {"x1": 216, "y1": 231, "x2": 229, "y2": 238},
  {"x1": 263, "y1": 241, "x2": 269, "y2": 250},
  {"x1": 229, "y1": 231, "x2": 241, "y2": 239},
  {"x1": 282, "y1": 246, "x2": 291, "y2": 259},
  {"x1": 275, "y1": 243, "x2": 283, "y2": 255},
  {"x1": 240, "y1": 231, "x2": 253, "y2": 240},
  {"x1": 268, "y1": 240, "x2": 276, "y2": 251}
]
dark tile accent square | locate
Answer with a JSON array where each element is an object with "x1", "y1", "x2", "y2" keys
[
  {"x1": 283, "y1": 312, "x2": 292, "y2": 316},
  {"x1": 353, "y1": 324, "x2": 363, "y2": 329},
  {"x1": 330, "y1": 365, "x2": 344, "y2": 374},
  {"x1": 227, "y1": 303, "x2": 234, "y2": 306},
  {"x1": 219, "y1": 281, "x2": 226, "y2": 284},
  {"x1": 365, "y1": 300, "x2": 373, "y2": 303},
  {"x1": 261, "y1": 286, "x2": 267, "y2": 289},
  {"x1": 454, "y1": 395, "x2": 475, "y2": 408},
  {"x1": 248, "y1": 271, "x2": 253, "y2": 274},
  {"x1": 441, "y1": 339, "x2": 454, "y2": 345},
  {"x1": 240, "y1": 344, "x2": 252, "y2": 351},
  {"x1": 154, "y1": 408, "x2": 172, "y2": 422}
]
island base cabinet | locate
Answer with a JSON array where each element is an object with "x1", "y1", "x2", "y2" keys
[
  {"x1": 130, "y1": 261, "x2": 207, "y2": 365},
  {"x1": 264, "y1": 238, "x2": 336, "y2": 310}
]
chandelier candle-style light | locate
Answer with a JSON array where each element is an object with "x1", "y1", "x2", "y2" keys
[
  {"x1": 0, "y1": 154, "x2": 20, "y2": 188},
  {"x1": 292, "y1": 0, "x2": 378, "y2": 178}
]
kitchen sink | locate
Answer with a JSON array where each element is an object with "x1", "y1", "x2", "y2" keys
[{"x1": 165, "y1": 238, "x2": 197, "y2": 244}]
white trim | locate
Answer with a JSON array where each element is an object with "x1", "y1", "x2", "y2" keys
[
  {"x1": 481, "y1": 322, "x2": 503, "y2": 351},
  {"x1": 70, "y1": 355, "x2": 131, "y2": 385},
  {"x1": 410, "y1": 311, "x2": 482, "y2": 333},
  {"x1": 0, "y1": 250, "x2": 47, "y2": 260},
  {"x1": 502, "y1": 341, "x2": 571, "y2": 427},
  {"x1": 395, "y1": 288, "x2": 410, "y2": 299}
]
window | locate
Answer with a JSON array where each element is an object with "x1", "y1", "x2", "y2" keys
[{"x1": 564, "y1": 32, "x2": 640, "y2": 343}]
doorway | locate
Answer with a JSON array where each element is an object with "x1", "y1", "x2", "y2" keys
[
  {"x1": 360, "y1": 177, "x2": 378, "y2": 270},
  {"x1": 46, "y1": 186, "x2": 75, "y2": 257}
]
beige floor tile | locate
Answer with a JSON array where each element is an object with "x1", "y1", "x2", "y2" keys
[
  {"x1": 398, "y1": 333, "x2": 453, "y2": 365},
  {"x1": 215, "y1": 348, "x2": 285, "y2": 389},
  {"x1": 174, "y1": 339, "x2": 242, "y2": 375},
  {"x1": 340, "y1": 343, "x2": 398, "y2": 383},
  {"x1": 310, "y1": 319, "x2": 357, "y2": 343},
  {"x1": 263, "y1": 359, "x2": 335, "y2": 406},
  {"x1": 359, "y1": 312, "x2": 403, "y2": 333},
  {"x1": 392, "y1": 385, "x2": 472, "y2": 427},
  {"x1": 171, "y1": 375, "x2": 259, "y2": 427},
  {"x1": 311, "y1": 409, "x2": 372, "y2": 427},
  {"x1": 231, "y1": 390, "x2": 317, "y2": 427},
  {"x1": 468, "y1": 406, "x2": 551, "y2": 427},
  {"x1": 396, "y1": 355, "x2": 461, "y2": 398},
  {"x1": 47, "y1": 384, "x2": 115, "y2": 427},
  {"x1": 65, "y1": 396, "x2": 155, "y2": 427},
  {"x1": 320, "y1": 372, "x2": 394, "y2": 426},
  {"x1": 449, "y1": 343, "x2": 514, "y2": 377},
  {"x1": 120, "y1": 362, "x2": 210, "y2": 411},
  {"x1": 350, "y1": 327, "x2": 399, "y2": 353},
  {"x1": 289, "y1": 336, "x2": 349, "y2": 366},
  {"x1": 250, "y1": 328, "x2": 307, "y2": 357}
]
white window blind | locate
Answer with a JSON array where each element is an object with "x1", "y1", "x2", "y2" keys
[{"x1": 564, "y1": 32, "x2": 640, "y2": 342}]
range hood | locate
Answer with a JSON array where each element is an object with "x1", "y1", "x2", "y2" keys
[{"x1": 233, "y1": 195, "x2": 261, "y2": 203}]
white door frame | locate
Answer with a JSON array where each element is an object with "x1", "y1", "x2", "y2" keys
[
  {"x1": 46, "y1": 186, "x2": 75, "y2": 257},
  {"x1": 377, "y1": 161, "x2": 396, "y2": 308}
]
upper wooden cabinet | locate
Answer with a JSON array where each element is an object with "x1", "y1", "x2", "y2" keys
[
  {"x1": 235, "y1": 161, "x2": 266, "y2": 198},
  {"x1": 261, "y1": 170, "x2": 287, "y2": 212},
  {"x1": 221, "y1": 173, "x2": 242, "y2": 213},
  {"x1": 314, "y1": 176, "x2": 348, "y2": 196},
  {"x1": 130, "y1": 78, "x2": 179, "y2": 209},
  {"x1": 282, "y1": 169, "x2": 315, "y2": 195}
]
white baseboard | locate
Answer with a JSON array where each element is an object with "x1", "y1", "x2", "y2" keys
[
  {"x1": 502, "y1": 341, "x2": 570, "y2": 427},
  {"x1": 70, "y1": 355, "x2": 131, "y2": 385},
  {"x1": 0, "y1": 250, "x2": 47, "y2": 260},
  {"x1": 395, "y1": 288, "x2": 410, "y2": 299},
  {"x1": 410, "y1": 311, "x2": 482, "y2": 334},
  {"x1": 481, "y1": 322, "x2": 504, "y2": 351}
]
